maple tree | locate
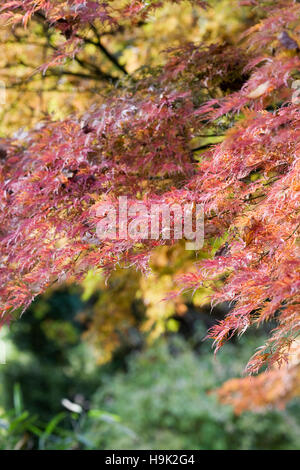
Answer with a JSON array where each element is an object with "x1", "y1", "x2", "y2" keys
[{"x1": 0, "y1": 0, "x2": 299, "y2": 398}]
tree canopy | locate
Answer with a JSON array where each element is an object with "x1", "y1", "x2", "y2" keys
[{"x1": 0, "y1": 0, "x2": 299, "y2": 390}]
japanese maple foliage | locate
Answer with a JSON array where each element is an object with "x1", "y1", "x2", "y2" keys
[{"x1": 0, "y1": 0, "x2": 299, "y2": 374}]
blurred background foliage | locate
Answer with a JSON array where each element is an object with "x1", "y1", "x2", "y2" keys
[
  {"x1": 0, "y1": 0, "x2": 257, "y2": 134},
  {"x1": 0, "y1": 0, "x2": 299, "y2": 450},
  {"x1": 0, "y1": 285, "x2": 299, "y2": 450}
]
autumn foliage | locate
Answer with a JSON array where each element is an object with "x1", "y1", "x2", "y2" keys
[{"x1": 0, "y1": 0, "x2": 299, "y2": 394}]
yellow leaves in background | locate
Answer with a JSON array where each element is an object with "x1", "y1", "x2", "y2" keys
[
  {"x1": 81, "y1": 269, "x2": 105, "y2": 302},
  {"x1": 81, "y1": 268, "x2": 141, "y2": 364},
  {"x1": 79, "y1": 243, "x2": 213, "y2": 363},
  {"x1": 140, "y1": 272, "x2": 178, "y2": 340},
  {"x1": 198, "y1": 0, "x2": 255, "y2": 45}
]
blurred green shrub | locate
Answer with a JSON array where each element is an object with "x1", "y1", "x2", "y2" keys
[{"x1": 82, "y1": 336, "x2": 300, "y2": 450}]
